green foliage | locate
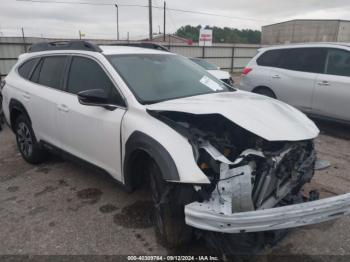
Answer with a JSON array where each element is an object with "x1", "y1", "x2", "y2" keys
[{"x1": 175, "y1": 25, "x2": 261, "y2": 44}]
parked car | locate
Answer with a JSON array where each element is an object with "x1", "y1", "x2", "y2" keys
[
  {"x1": 239, "y1": 43, "x2": 350, "y2": 124},
  {"x1": 2, "y1": 41, "x2": 350, "y2": 252},
  {"x1": 0, "y1": 80, "x2": 4, "y2": 131},
  {"x1": 190, "y1": 57, "x2": 234, "y2": 86}
]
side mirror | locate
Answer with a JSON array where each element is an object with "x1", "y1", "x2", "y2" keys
[
  {"x1": 217, "y1": 66, "x2": 221, "y2": 70},
  {"x1": 78, "y1": 89, "x2": 116, "y2": 110}
]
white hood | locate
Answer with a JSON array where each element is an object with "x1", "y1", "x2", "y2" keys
[
  {"x1": 207, "y1": 70, "x2": 231, "y2": 80},
  {"x1": 146, "y1": 91, "x2": 319, "y2": 141}
]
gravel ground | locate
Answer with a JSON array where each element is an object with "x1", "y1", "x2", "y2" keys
[{"x1": 0, "y1": 118, "x2": 350, "y2": 259}]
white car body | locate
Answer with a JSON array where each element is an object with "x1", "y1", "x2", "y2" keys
[
  {"x1": 239, "y1": 42, "x2": 350, "y2": 123},
  {"x1": 2, "y1": 42, "x2": 350, "y2": 243}
]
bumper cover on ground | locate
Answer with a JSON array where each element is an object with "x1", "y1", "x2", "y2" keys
[{"x1": 185, "y1": 193, "x2": 350, "y2": 233}]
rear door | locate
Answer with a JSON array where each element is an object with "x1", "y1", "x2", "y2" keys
[
  {"x1": 268, "y1": 48, "x2": 327, "y2": 112},
  {"x1": 57, "y1": 55, "x2": 126, "y2": 180},
  {"x1": 27, "y1": 55, "x2": 69, "y2": 146},
  {"x1": 313, "y1": 48, "x2": 350, "y2": 122}
]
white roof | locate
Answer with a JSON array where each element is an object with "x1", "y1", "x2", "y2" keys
[
  {"x1": 260, "y1": 42, "x2": 350, "y2": 52},
  {"x1": 100, "y1": 45, "x2": 172, "y2": 55}
]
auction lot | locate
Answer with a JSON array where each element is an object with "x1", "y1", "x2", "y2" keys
[{"x1": 1, "y1": 115, "x2": 350, "y2": 257}]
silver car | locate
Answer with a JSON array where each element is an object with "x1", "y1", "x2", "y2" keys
[{"x1": 239, "y1": 43, "x2": 350, "y2": 123}]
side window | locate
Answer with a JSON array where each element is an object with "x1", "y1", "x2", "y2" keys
[
  {"x1": 30, "y1": 59, "x2": 43, "y2": 83},
  {"x1": 280, "y1": 48, "x2": 327, "y2": 73},
  {"x1": 67, "y1": 56, "x2": 125, "y2": 106},
  {"x1": 326, "y1": 49, "x2": 350, "y2": 77},
  {"x1": 33, "y1": 56, "x2": 67, "y2": 90},
  {"x1": 256, "y1": 50, "x2": 283, "y2": 67},
  {"x1": 18, "y1": 58, "x2": 39, "y2": 79}
]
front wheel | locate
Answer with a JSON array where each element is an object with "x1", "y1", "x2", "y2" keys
[
  {"x1": 15, "y1": 115, "x2": 46, "y2": 164},
  {"x1": 149, "y1": 162, "x2": 193, "y2": 248}
]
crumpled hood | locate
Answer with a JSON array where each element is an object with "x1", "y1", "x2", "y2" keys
[{"x1": 146, "y1": 91, "x2": 319, "y2": 141}]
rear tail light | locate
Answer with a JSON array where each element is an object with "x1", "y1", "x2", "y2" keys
[{"x1": 242, "y1": 67, "x2": 252, "y2": 76}]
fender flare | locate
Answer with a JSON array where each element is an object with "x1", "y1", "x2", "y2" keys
[
  {"x1": 123, "y1": 131, "x2": 180, "y2": 186},
  {"x1": 9, "y1": 99, "x2": 31, "y2": 130}
]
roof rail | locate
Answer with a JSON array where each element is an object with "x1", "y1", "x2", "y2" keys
[
  {"x1": 105, "y1": 42, "x2": 169, "y2": 52},
  {"x1": 28, "y1": 40, "x2": 102, "y2": 53}
]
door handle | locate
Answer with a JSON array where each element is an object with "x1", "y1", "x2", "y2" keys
[
  {"x1": 58, "y1": 104, "x2": 69, "y2": 113},
  {"x1": 272, "y1": 74, "x2": 281, "y2": 79},
  {"x1": 317, "y1": 80, "x2": 330, "y2": 86}
]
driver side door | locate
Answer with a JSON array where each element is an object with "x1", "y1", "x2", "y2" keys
[{"x1": 57, "y1": 55, "x2": 126, "y2": 181}]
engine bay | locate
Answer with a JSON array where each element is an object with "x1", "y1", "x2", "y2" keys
[{"x1": 150, "y1": 111, "x2": 316, "y2": 212}]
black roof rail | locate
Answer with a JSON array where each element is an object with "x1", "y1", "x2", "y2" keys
[
  {"x1": 105, "y1": 42, "x2": 170, "y2": 52},
  {"x1": 28, "y1": 40, "x2": 102, "y2": 53}
]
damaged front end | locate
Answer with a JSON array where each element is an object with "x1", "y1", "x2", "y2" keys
[{"x1": 150, "y1": 111, "x2": 350, "y2": 233}]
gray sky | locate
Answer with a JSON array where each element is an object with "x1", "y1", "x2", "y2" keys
[{"x1": 1, "y1": 0, "x2": 350, "y2": 40}]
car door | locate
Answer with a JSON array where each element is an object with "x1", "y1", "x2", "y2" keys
[
  {"x1": 26, "y1": 55, "x2": 69, "y2": 146},
  {"x1": 57, "y1": 55, "x2": 126, "y2": 181},
  {"x1": 312, "y1": 48, "x2": 350, "y2": 122},
  {"x1": 268, "y1": 48, "x2": 327, "y2": 112}
]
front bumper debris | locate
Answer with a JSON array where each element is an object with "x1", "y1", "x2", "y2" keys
[{"x1": 185, "y1": 193, "x2": 350, "y2": 233}]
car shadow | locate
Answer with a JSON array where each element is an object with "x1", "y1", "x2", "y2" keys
[{"x1": 313, "y1": 118, "x2": 350, "y2": 140}]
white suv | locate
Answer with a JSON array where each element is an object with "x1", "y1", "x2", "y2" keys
[
  {"x1": 2, "y1": 41, "x2": 350, "y2": 252},
  {"x1": 239, "y1": 43, "x2": 350, "y2": 124}
]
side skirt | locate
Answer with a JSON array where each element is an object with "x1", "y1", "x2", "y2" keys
[{"x1": 39, "y1": 140, "x2": 132, "y2": 192}]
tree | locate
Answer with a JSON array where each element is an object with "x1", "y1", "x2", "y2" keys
[
  {"x1": 175, "y1": 25, "x2": 261, "y2": 44},
  {"x1": 175, "y1": 25, "x2": 202, "y2": 42}
]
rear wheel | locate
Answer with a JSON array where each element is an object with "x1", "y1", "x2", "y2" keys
[
  {"x1": 149, "y1": 161, "x2": 193, "y2": 247},
  {"x1": 15, "y1": 115, "x2": 46, "y2": 164},
  {"x1": 253, "y1": 87, "x2": 276, "y2": 99}
]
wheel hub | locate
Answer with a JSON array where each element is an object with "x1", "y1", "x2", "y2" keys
[{"x1": 17, "y1": 122, "x2": 33, "y2": 158}]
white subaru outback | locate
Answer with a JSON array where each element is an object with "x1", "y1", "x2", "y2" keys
[{"x1": 1, "y1": 41, "x2": 350, "y2": 251}]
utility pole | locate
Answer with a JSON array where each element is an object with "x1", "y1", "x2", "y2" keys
[
  {"x1": 163, "y1": 1, "x2": 166, "y2": 42},
  {"x1": 148, "y1": 0, "x2": 153, "y2": 40},
  {"x1": 115, "y1": 4, "x2": 119, "y2": 41},
  {"x1": 21, "y1": 27, "x2": 27, "y2": 52}
]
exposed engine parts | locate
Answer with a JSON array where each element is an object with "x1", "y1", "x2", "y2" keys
[{"x1": 151, "y1": 111, "x2": 316, "y2": 213}]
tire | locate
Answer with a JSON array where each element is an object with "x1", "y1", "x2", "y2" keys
[
  {"x1": 148, "y1": 161, "x2": 193, "y2": 248},
  {"x1": 253, "y1": 87, "x2": 276, "y2": 99},
  {"x1": 15, "y1": 115, "x2": 46, "y2": 164}
]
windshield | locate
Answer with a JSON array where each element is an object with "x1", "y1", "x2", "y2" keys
[
  {"x1": 190, "y1": 58, "x2": 218, "y2": 70},
  {"x1": 108, "y1": 54, "x2": 232, "y2": 104}
]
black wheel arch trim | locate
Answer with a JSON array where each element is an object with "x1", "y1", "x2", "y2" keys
[
  {"x1": 124, "y1": 131, "x2": 180, "y2": 186},
  {"x1": 252, "y1": 86, "x2": 277, "y2": 98},
  {"x1": 9, "y1": 99, "x2": 31, "y2": 131}
]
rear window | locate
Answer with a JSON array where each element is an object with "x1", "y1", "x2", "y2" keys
[
  {"x1": 256, "y1": 50, "x2": 283, "y2": 67},
  {"x1": 280, "y1": 48, "x2": 327, "y2": 73},
  {"x1": 32, "y1": 56, "x2": 67, "y2": 90},
  {"x1": 18, "y1": 58, "x2": 39, "y2": 79},
  {"x1": 257, "y1": 48, "x2": 327, "y2": 74}
]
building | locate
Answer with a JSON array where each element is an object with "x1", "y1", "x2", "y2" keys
[{"x1": 262, "y1": 19, "x2": 350, "y2": 45}]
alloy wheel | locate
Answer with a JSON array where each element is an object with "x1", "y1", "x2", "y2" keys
[{"x1": 17, "y1": 122, "x2": 33, "y2": 158}]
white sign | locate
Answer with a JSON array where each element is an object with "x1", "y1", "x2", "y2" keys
[{"x1": 199, "y1": 29, "x2": 213, "y2": 46}]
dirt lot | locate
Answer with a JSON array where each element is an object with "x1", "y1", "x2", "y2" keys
[{"x1": 1, "y1": 119, "x2": 350, "y2": 258}]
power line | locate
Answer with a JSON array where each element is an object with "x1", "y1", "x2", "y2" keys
[{"x1": 16, "y1": 0, "x2": 269, "y2": 22}]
